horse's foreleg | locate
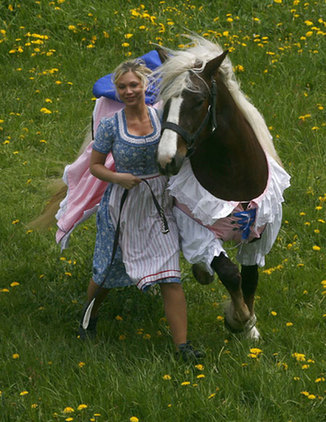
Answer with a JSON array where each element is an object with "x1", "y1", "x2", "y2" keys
[
  {"x1": 240, "y1": 264, "x2": 260, "y2": 340},
  {"x1": 241, "y1": 264, "x2": 258, "y2": 316},
  {"x1": 211, "y1": 254, "x2": 250, "y2": 328}
]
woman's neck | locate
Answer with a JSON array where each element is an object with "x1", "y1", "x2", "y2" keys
[
  {"x1": 124, "y1": 103, "x2": 148, "y2": 120},
  {"x1": 124, "y1": 104, "x2": 153, "y2": 136}
]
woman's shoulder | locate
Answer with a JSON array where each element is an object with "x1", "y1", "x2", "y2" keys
[
  {"x1": 98, "y1": 114, "x2": 117, "y2": 127},
  {"x1": 147, "y1": 105, "x2": 162, "y2": 123}
]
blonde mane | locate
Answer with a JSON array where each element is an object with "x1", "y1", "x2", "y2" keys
[{"x1": 155, "y1": 35, "x2": 281, "y2": 165}]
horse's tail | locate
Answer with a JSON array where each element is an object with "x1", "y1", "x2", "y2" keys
[
  {"x1": 28, "y1": 125, "x2": 92, "y2": 231},
  {"x1": 28, "y1": 180, "x2": 67, "y2": 230}
]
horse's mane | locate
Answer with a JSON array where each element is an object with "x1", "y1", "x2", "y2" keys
[{"x1": 155, "y1": 35, "x2": 282, "y2": 165}]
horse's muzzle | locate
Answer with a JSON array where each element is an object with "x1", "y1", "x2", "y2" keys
[{"x1": 157, "y1": 154, "x2": 185, "y2": 176}]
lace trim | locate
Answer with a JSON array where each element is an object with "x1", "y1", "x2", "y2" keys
[{"x1": 117, "y1": 107, "x2": 160, "y2": 144}]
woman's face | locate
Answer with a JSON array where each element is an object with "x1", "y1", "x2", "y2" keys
[{"x1": 116, "y1": 71, "x2": 145, "y2": 106}]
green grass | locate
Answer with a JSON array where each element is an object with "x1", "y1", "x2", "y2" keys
[{"x1": 1, "y1": 0, "x2": 326, "y2": 421}]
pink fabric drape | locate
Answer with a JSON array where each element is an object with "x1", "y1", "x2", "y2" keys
[{"x1": 55, "y1": 97, "x2": 123, "y2": 248}]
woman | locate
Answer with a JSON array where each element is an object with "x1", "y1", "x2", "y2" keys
[{"x1": 79, "y1": 59, "x2": 203, "y2": 361}]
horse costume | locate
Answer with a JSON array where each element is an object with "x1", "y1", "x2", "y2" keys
[{"x1": 155, "y1": 36, "x2": 290, "y2": 339}]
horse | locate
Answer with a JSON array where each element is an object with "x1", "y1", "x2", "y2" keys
[{"x1": 155, "y1": 36, "x2": 290, "y2": 339}]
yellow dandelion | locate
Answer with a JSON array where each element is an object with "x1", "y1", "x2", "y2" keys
[
  {"x1": 312, "y1": 245, "x2": 321, "y2": 251},
  {"x1": 208, "y1": 393, "x2": 216, "y2": 399},
  {"x1": 286, "y1": 322, "x2": 293, "y2": 327},
  {"x1": 119, "y1": 334, "x2": 126, "y2": 340},
  {"x1": 115, "y1": 315, "x2": 123, "y2": 321},
  {"x1": 271, "y1": 311, "x2": 277, "y2": 316},
  {"x1": 20, "y1": 391, "x2": 29, "y2": 396},
  {"x1": 197, "y1": 374, "x2": 205, "y2": 379},
  {"x1": 10, "y1": 282, "x2": 20, "y2": 287},
  {"x1": 250, "y1": 348, "x2": 263, "y2": 355},
  {"x1": 12, "y1": 353, "x2": 20, "y2": 359},
  {"x1": 163, "y1": 374, "x2": 171, "y2": 380},
  {"x1": 248, "y1": 353, "x2": 258, "y2": 358},
  {"x1": 130, "y1": 417, "x2": 139, "y2": 422},
  {"x1": 234, "y1": 65, "x2": 244, "y2": 72},
  {"x1": 78, "y1": 361, "x2": 85, "y2": 368},
  {"x1": 181, "y1": 381, "x2": 191, "y2": 386},
  {"x1": 292, "y1": 353, "x2": 305, "y2": 362},
  {"x1": 121, "y1": 42, "x2": 129, "y2": 47},
  {"x1": 195, "y1": 364, "x2": 204, "y2": 370},
  {"x1": 77, "y1": 404, "x2": 88, "y2": 411},
  {"x1": 63, "y1": 407, "x2": 75, "y2": 413},
  {"x1": 40, "y1": 107, "x2": 52, "y2": 114}
]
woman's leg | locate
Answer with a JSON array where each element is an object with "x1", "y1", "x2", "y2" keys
[
  {"x1": 87, "y1": 279, "x2": 110, "y2": 318},
  {"x1": 159, "y1": 283, "x2": 187, "y2": 348},
  {"x1": 79, "y1": 279, "x2": 109, "y2": 339}
]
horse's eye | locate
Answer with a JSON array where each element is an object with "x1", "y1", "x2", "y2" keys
[{"x1": 194, "y1": 99, "x2": 204, "y2": 108}]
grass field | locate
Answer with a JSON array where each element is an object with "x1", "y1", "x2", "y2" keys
[{"x1": 1, "y1": 0, "x2": 325, "y2": 421}]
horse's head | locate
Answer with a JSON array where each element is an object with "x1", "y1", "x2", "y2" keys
[{"x1": 157, "y1": 49, "x2": 228, "y2": 175}]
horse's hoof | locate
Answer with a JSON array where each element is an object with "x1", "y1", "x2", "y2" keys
[
  {"x1": 192, "y1": 263, "x2": 214, "y2": 285},
  {"x1": 224, "y1": 311, "x2": 259, "y2": 339}
]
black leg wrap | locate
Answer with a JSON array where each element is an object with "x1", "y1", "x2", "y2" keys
[
  {"x1": 211, "y1": 254, "x2": 241, "y2": 292},
  {"x1": 241, "y1": 265, "x2": 258, "y2": 297}
]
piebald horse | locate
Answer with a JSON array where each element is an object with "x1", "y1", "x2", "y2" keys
[{"x1": 155, "y1": 36, "x2": 290, "y2": 339}]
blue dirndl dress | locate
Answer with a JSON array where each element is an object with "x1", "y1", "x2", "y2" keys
[{"x1": 92, "y1": 107, "x2": 181, "y2": 291}]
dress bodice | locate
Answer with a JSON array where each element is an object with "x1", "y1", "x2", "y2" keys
[{"x1": 93, "y1": 107, "x2": 161, "y2": 176}]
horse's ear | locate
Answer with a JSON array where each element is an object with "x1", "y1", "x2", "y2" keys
[
  {"x1": 204, "y1": 50, "x2": 229, "y2": 77},
  {"x1": 156, "y1": 47, "x2": 169, "y2": 64}
]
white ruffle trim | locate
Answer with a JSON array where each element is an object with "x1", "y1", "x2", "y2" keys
[{"x1": 168, "y1": 156, "x2": 290, "y2": 229}]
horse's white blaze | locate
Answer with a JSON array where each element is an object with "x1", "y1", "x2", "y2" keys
[{"x1": 158, "y1": 96, "x2": 183, "y2": 167}]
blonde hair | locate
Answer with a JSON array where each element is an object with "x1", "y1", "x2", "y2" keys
[{"x1": 113, "y1": 59, "x2": 152, "y2": 89}]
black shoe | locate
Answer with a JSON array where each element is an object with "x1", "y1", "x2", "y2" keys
[
  {"x1": 78, "y1": 316, "x2": 98, "y2": 340},
  {"x1": 176, "y1": 341, "x2": 205, "y2": 362}
]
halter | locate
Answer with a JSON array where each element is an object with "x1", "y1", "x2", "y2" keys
[{"x1": 161, "y1": 78, "x2": 218, "y2": 157}]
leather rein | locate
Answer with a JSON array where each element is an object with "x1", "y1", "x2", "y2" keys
[{"x1": 160, "y1": 78, "x2": 218, "y2": 157}]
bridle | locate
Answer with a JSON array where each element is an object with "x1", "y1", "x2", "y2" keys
[{"x1": 160, "y1": 77, "x2": 218, "y2": 157}]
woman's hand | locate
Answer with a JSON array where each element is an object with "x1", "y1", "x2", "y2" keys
[{"x1": 115, "y1": 173, "x2": 142, "y2": 190}]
